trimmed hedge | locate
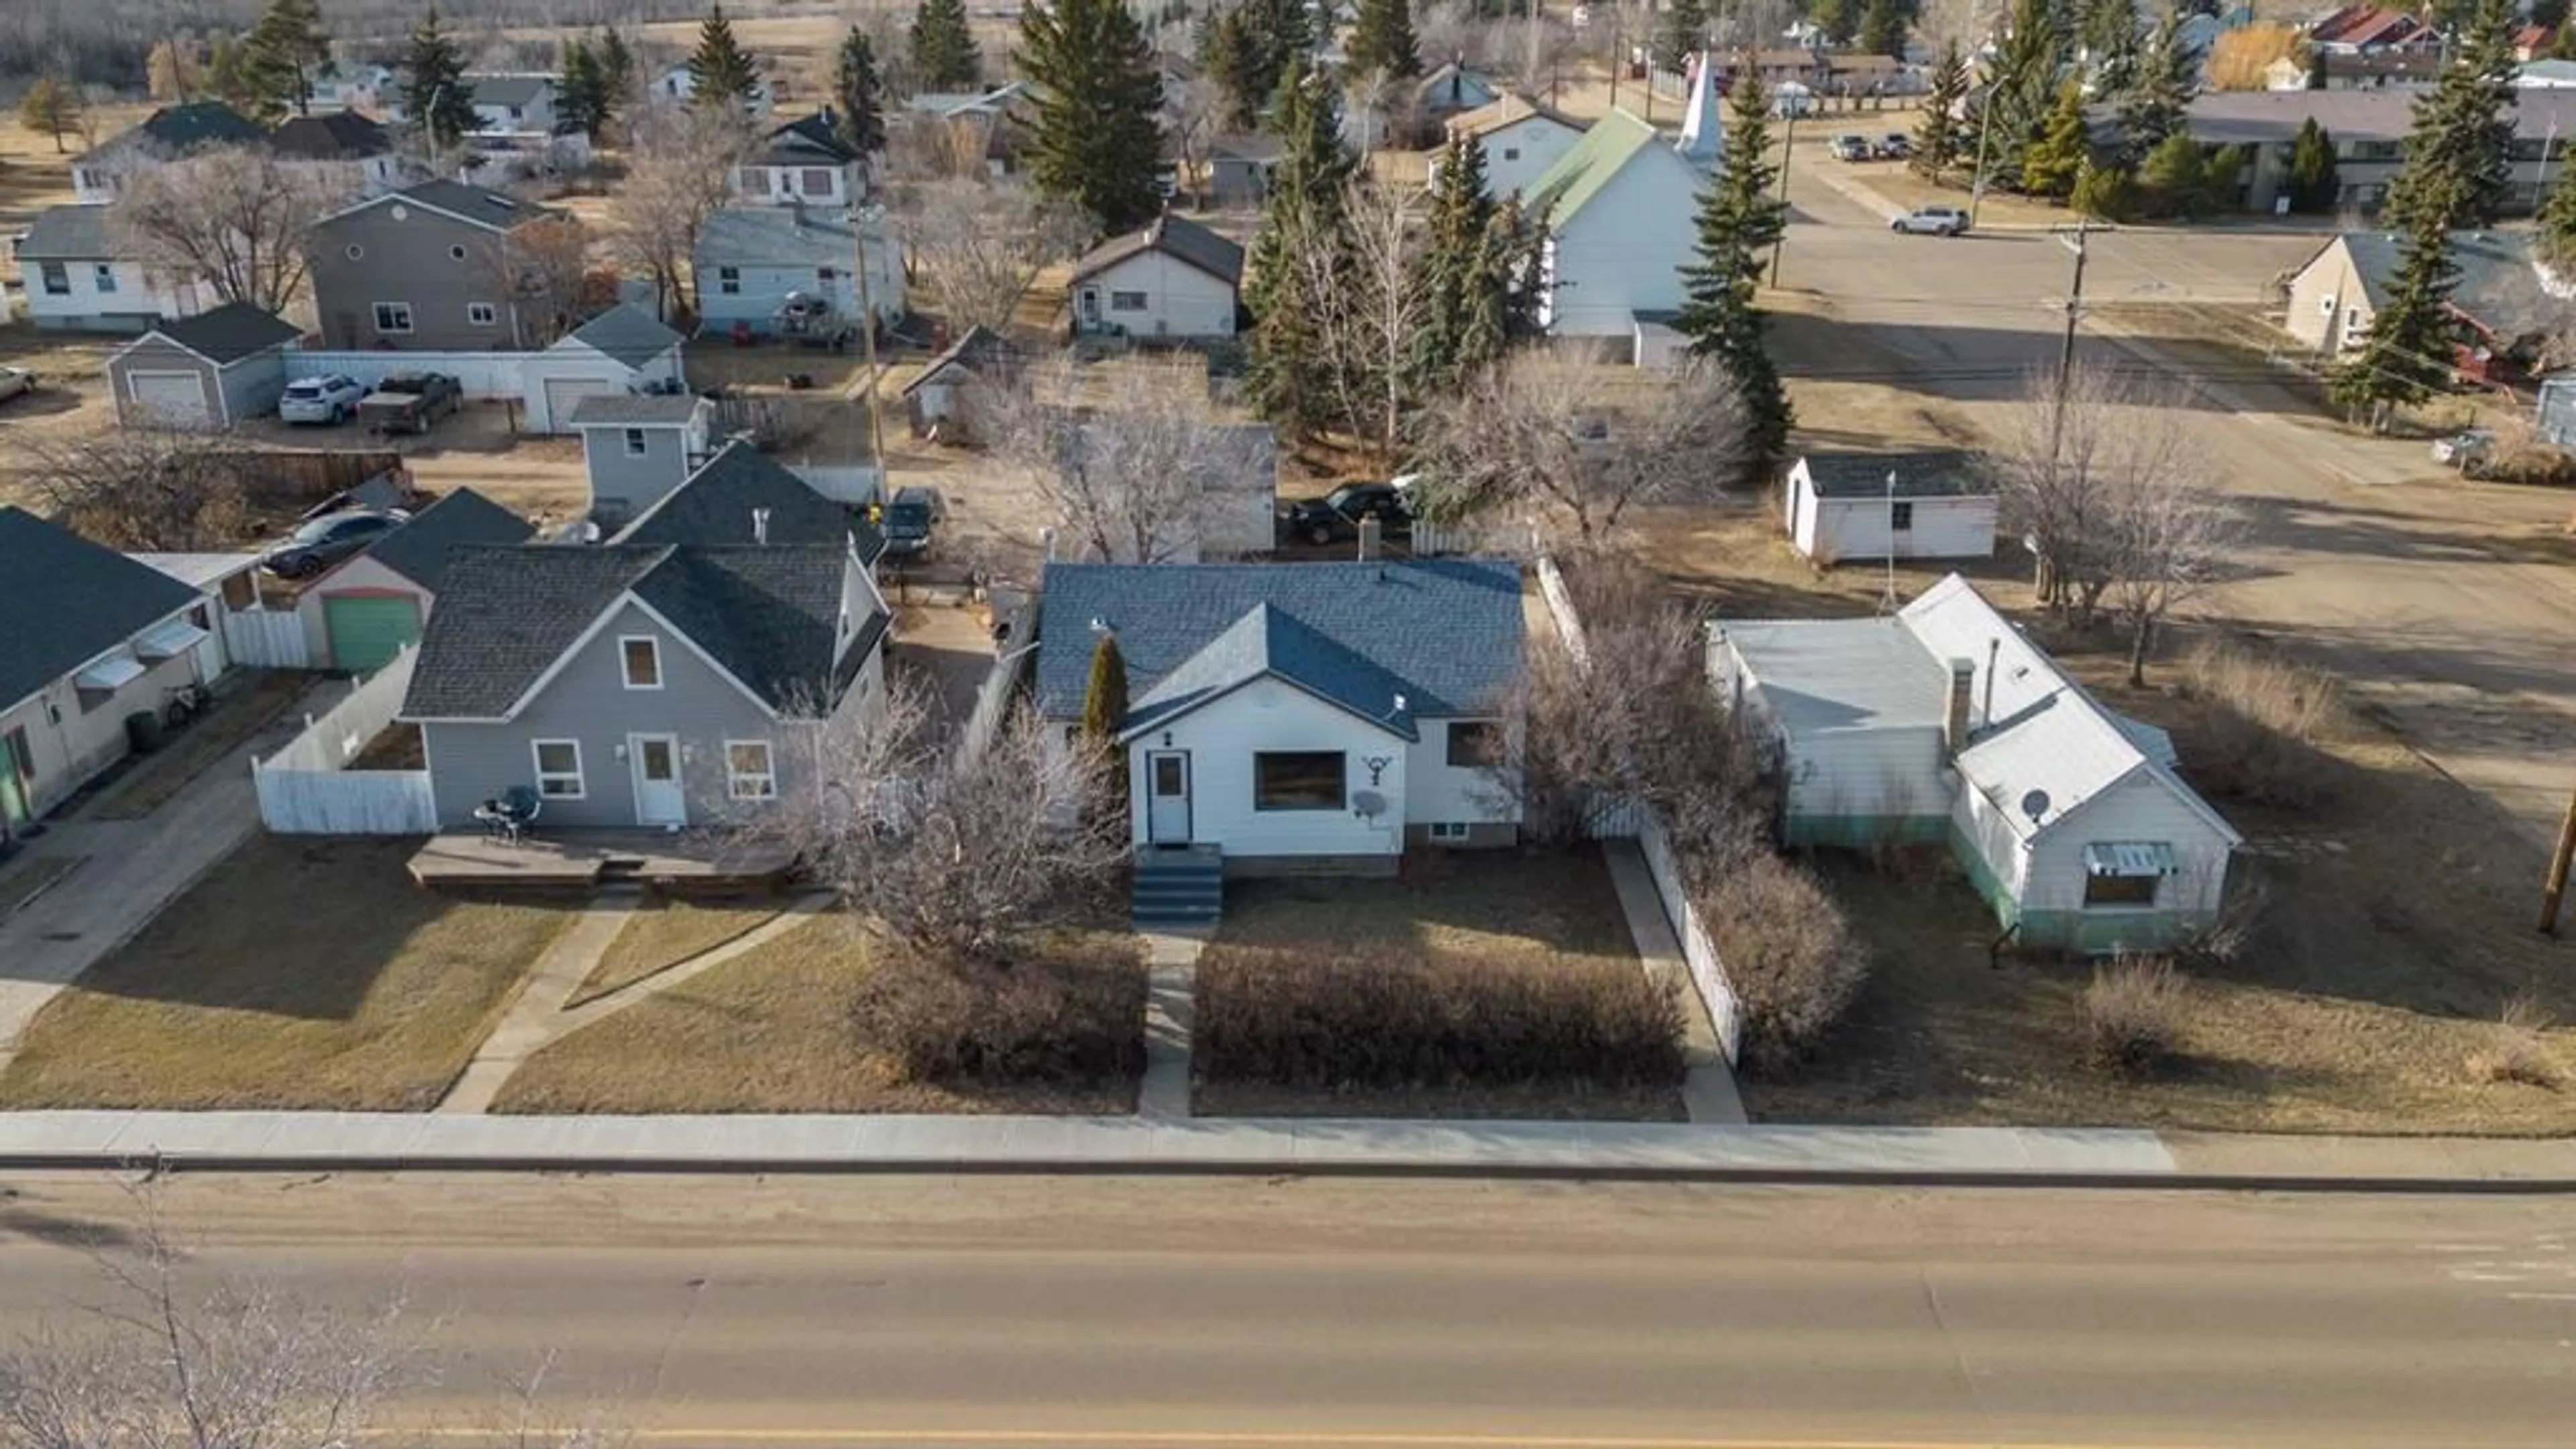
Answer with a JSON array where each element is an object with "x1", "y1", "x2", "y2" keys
[
  {"x1": 1195, "y1": 949, "x2": 1687, "y2": 1091},
  {"x1": 853, "y1": 945, "x2": 1145, "y2": 1087}
]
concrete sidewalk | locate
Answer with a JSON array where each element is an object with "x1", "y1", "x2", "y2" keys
[{"x1": 0, "y1": 1111, "x2": 2570, "y2": 1188}]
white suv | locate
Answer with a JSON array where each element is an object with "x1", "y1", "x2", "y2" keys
[
  {"x1": 278, "y1": 374, "x2": 366, "y2": 425},
  {"x1": 1891, "y1": 205, "x2": 1970, "y2": 236}
]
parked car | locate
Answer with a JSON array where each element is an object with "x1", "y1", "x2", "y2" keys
[
  {"x1": 879, "y1": 485, "x2": 947, "y2": 559},
  {"x1": 2432, "y1": 427, "x2": 2496, "y2": 477},
  {"x1": 1829, "y1": 133, "x2": 1872, "y2": 162},
  {"x1": 278, "y1": 374, "x2": 367, "y2": 425},
  {"x1": 260, "y1": 509, "x2": 408, "y2": 580},
  {"x1": 1287, "y1": 481, "x2": 1414, "y2": 547},
  {"x1": 1876, "y1": 133, "x2": 1912, "y2": 159},
  {"x1": 1891, "y1": 205, "x2": 1970, "y2": 236},
  {"x1": 359, "y1": 372, "x2": 462, "y2": 435},
  {"x1": 0, "y1": 365, "x2": 36, "y2": 405}
]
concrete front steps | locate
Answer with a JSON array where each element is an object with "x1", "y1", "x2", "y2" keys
[{"x1": 1132, "y1": 845, "x2": 1223, "y2": 928}]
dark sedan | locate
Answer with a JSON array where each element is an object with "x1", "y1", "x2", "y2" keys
[
  {"x1": 1286, "y1": 482, "x2": 1413, "y2": 546},
  {"x1": 260, "y1": 509, "x2": 406, "y2": 579}
]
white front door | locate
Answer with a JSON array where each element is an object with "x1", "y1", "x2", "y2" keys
[
  {"x1": 1146, "y1": 750, "x2": 1191, "y2": 845},
  {"x1": 630, "y1": 734, "x2": 687, "y2": 827}
]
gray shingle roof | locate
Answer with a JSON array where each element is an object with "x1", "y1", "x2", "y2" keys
[
  {"x1": 568, "y1": 394, "x2": 703, "y2": 426},
  {"x1": 1798, "y1": 450, "x2": 1994, "y2": 499},
  {"x1": 0, "y1": 507, "x2": 203, "y2": 712},
  {"x1": 389, "y1": 179, "x2": 558, "y2": 231},
  {"x1": 268, "y1": 110, "x2": 393, "y2": 159},
  {"x1": 1034, "y1": 560, "x2": 1524, "y2": 727},
  {"x1": 14, "y1": 205, "x2": 115, "y2": 262},
  {"x1": 355, "y1": 487, "x2": 533, "y2": 592},
  {"x1": 469, "y1": 74, "x2": 555, "y2": 109},
  {"x1": 146, "y1": 303, "x2": 302, "y2": 364},
  {"x1": 566, "y1": 303, "x2": 684, "y2": 367},
  {"x1": 2183, "y1": 87, "x2": 2576, "y2": 145},
  {"x1": 612, "y1": 441, "x2": 885, "y2": 561},
  {"x1": 695, "y1": 205, "x2": 870, "y2": 269},
  {"x1": 1126, "y1": 602, "x2": 1424, "y2": 739},
  {"x1": 900, "y1": 324, "x2": 1016, "y2": 395},
  {"x1": 401, "y1": 542, "x2": 868, "y2": 719},
  {"x1": 1069, "y1": 213, "x2": 1244, "y2": 290},
  {"x1": 2325, "y1": 229, "x2": 2551, "y2": 327}
]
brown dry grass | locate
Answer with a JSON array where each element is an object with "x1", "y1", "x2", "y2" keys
[
  {"x1": 1191, "y1": 851, "x2": 1684, "y2": 1122},
  {"x1": 0, "y1": 837, "x2": 574, "y2": 1110},
  {"x1": 492, "y1": 918, "x2": 1145, "y2": 1114},
  {"x1": 570, "y1": 897, "x2": 784, "y2": 1006}
]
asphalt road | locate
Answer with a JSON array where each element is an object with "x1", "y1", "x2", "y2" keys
[
  {"x1": 1770, "y1": 158, "x2": 2576, "y2": 851},
  {"x1": 3, "y1": 1174, "x2": 2571, "y2": 1448}
]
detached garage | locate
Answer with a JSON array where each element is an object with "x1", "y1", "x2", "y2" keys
[
  {"x1": 106, "y1": 303, "x2": 301, "y2": 429},
  {"x1": 1783, "y1": 451, "x2": 1999, "y2": 566},
  {"x1": 519, "y1": 303, "x2": 688, "y2": 434},
  {"x1": 295, "y1": 488, "x2": 533, "y2": 672}
]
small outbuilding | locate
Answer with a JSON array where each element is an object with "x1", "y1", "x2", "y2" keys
[
  {"x1": 570, "y1": 393, "x2": 717, "y2": 526},
  {"x1": 518, "y1": 304, "x2": 689, "y2": 434},
  {"x1": 1783, "y1": 451, "x2": 1998, "y2": 564},
  {"x1": 105, "y1": 303, "x2": 301, "y2": 429},
  {"x1": 902, "y1": 324, "x2": 1015, "y2": 438},
  {"x1": 1067, "y1": 212, "x2": 1244, "y2": 341},
  {"x1": 294, "y1": 488, "x2": 535, "y2": 674}
]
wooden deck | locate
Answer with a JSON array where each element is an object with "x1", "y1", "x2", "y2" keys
[{"x1": 408, "y1": 829, "x2": 800, "y2": 890}]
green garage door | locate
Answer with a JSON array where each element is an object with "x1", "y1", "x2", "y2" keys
[{"x1": 324, "y1": 594, "x2": 422, "y2": 674}]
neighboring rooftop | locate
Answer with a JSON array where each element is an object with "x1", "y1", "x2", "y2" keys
[
  {"x1": 13, "y1": 204, "x2": 115, "y2": 261},
  {"x1": 1034, "y1": 560, "x2": 1525, "y2": 726},
  {"x1": 268, "y1": 110, "x2": 394, "y2": 159},
  {"x1": 564, "y1": 303, "x2": 684, "y2": 367},
  {"x1": 146, "y1": 303, "x2": 302, "y2": 364},
  {"x1": 1796, "y1": 450, "x2": 1994, "y2": 499},
  {"x1": 612, "y1": 441, "x2": 885, "y2": 559},
  {"x1": 2318, "y1": 229, "x2": 2566, "y2": 325},
  {"x1": 468, "y1": 74, "x2": 557, "y2": 109},
  {"x1": 757, "y1": 110, "x2": 861, "y2": 164},
  {"x1": 1069, "y1": 211, "x2": 1245, "y2": 288},
  {"x1": 902, "y1": 324, "x2": 1016, "y2": 394},
  {"x1": 128, "y1": 553, "x2": 259, "y2": 590},
  {"x1": 87, "y1": 101, "x2": 266, "y2": 159},
  {"x1": 372, "y1": 179, "x2": 559, "y2": 231},
  {"x1": 2182, "y1": 86, "x2": 2576, "y2": 143},
  {"x1": 1529, "y1": 109, "x2": 1671, "y2": 227},
  {"x1": 568, "y1": 394, "x2": 705, "y2": 427},
  {"x1": 1446, "y1": 93, "x2": 1581, "y2": 138},
  {"x1": 356, "y1": 488, "x2": 534, "y2": 592},
  {"x1": 1715, "y1": 616, "x2": 1949, "y2": 735},
  {"x1": 0, "y1": 508, "x2": 203, "y2": 712},
  {"x1": 696, "y1": 205, "x2": 873, "y2": 267}
]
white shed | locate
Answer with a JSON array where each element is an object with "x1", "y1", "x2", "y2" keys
[
  {"x1": 518, "y1": 304, "x2": 688, "y2": 435},
  {"x1": 1067, "y1": 213, "x2": 1243, "y2": 341},
  {"x1": 1783, "y1": 451, "x2": 1999, "y2": 564}
]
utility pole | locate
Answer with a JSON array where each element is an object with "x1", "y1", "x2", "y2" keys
[
  {"x1": 853, "y1": 203, "x2": 889, "y2": 477},
  {"x1": 2543, "y1": 777, "x2": 2576, "y2": 933},
  {"x1": 1769, "y1": 104, "x2": 1796, "y2": 288},
  {"x1": 1968, "y1": 80, "x2": 1996, "y2": 231},
  {"x1": 2045, "y1": 217, "x2": 2094, "y2": 466}
]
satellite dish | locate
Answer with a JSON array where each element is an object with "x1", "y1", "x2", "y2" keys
[
  {"x1": 2020, "y1": 789, "x2": 2052, "y2": 824},
  {"x1": 1351, "y1": 790, "x2": 1387, "y2": 821}
]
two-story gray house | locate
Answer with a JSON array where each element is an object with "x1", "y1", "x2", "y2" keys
[
  {"x1": 305, "y1": 180, "x2": 574, "y2": 351},
  {"x1": 399, "y1": 453, "x2": 890, "y2": 830}
]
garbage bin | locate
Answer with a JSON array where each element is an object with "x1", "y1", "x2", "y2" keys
[{"x1": 124, "y1": 710, "x2": 165, "y2": 755}]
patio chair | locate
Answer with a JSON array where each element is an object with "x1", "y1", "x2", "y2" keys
[{"x1": 473, "y1": 786, "x2": 542, "y2": 847}]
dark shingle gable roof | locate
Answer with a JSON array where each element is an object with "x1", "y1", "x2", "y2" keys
[
  {"x1": 383, "y1": 179, "x2": 559, "y2": 231},
  {"x1": 355, "y1": 488, "x2": 533, "y2": 591},
  {"x1": 469, "y1": 74, "x2": 555, "y2": 109},
  {"x1": 1069, "y1": 213, "x2": 1244, "y2": 290},
  {"x1": 2331, "y1": 229, "x2": 2544, "y2": 327},
  {"x1": 0, "y1": 508, "x2": 203, "y2": 710},
  {"x1": 14, "y1": 205, "x2": 115, "y2": 261},
  {"x1": 1034, "y1": 560, "x2": 1524, "y2": 727},
  {"x1": 146, "y1": 303, "x2": 302, "y2": 364},
  {"x1": 568, "y1": 394, "x2": 704, "y2": 426},
  {"x1": 99, "y1": 101, "x2": 266, "y2": 156},
  {"x1": 756, "y1": 111, "x2": 860, "y2": 165},
  {"x1": 565, "y1": 303, "x2": 684, "y2": 367},
  {"x1": 900, "y1": 324, "x2": 1015, "y2": 395},
  {"x1": 632, "y1": 547, "x2": 853, "y2": 710},
  {"x1": 612, "y1": 442, "x2": 885, "y2": 560},
  {"x1": 269, "y1": 110, "x2": 392, "y2": 159},
  {"x1": 1126, "y1": 602, "x2": 1422, "y2": 739},
  {"x1": 1799, "y1": 450, "x2": 1994, "y2": 499}
]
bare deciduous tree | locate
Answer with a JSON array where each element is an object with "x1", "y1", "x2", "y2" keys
[
  {"x1": 107, "y1": 145, "x2": 339, "y2": 314},
  {"x1": 25, "y1": 430, "x2": 254, "y2": 551},
  {"x1": 490, "y1": 212, "x2": 594, "y2": 346},
  {"x1": 2104, "y1": 449, "x2": 2240, "y2": 686},
  {"x1": 604, "y1": 104, "x2": 755, "y2": 323},
  {"x1": 1417, "y1": 354, "x2": 1754, "y2": 543},
  {"x1": 766, "y1": 676, "x2": 1125, "y2": 961},
  {"x1": 891, "y1": 179, "x2": 1085, "y2": 334},
  {"x1": 1293, "y1": 178, "x2": 1429, "y2": 461},
  {"x1": 979, "y1": 353, "x2": 1260, "y2": 564},
  {"x1": 1161, "y1": 73, "x2": 1223, "y2": 209}
]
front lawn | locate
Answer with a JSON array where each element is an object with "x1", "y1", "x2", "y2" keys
[
  {"x1": 569, "y1": 896, "x2": 784, "y2": 1006},
  {"x1": 493, "y1": 919, "x2": 1146, "y2": 1114},
  {"x1": 0, "y1": 836, "x2": 573, "y2": 1110},
  {"x1": 1193, "y1": 850, "x2": 1687, "y2": 1122}
]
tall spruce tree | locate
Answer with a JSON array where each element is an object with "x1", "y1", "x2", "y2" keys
[
  {"x1": 2112, "y1": 6, "x2": 2198, "y2": 164},
  {"x1": 1413, "y1": 131, "x2": 1503, "y2": 389},
  {"x1": 241, "y1": 0, "x2": 329, "y2": 121},
  {"x1": 833, "y1": 26, "x2": 888, "y2": 157},
  {"x1": 1244, "y1": 57, "x2": 1356, "y2": 440},
  {"x1": 1197, "y1": 9, "x2": 1265, "y2": 129},
  {"x1": 1980, "y1": 0, "x2": 2070, "y2": 186},
  {"x1": 2021, "y1": 80, "x2": 2090, "y2": 200},
  {"x1": 1674, "y1": 71, "x2": 1791, "y2": 462},
  {"x1": 2381, "y1": 0, "x2": 2518, "y2": 232},
  {"x1": 688, "y1": 5, "x2": 763, "y2": 110},
  {"x1": 2328, "y1": 212, "x2": 2460, "y2": 425},
  {"x1": 401, "y1": 7, "x2": 478, "y2": 150},
  {"x1": 1656, "y1": 0, "x2": 1708, "y2": 71},
  {"x1": 2285, "y1": 117, "x2": 2339, "y2": 211},
  {"x1": 1489, "y1": 190, "x2": 1545, "y2": 341},
  {"x1": 911, "y1": 0, "x2": 984, "y2": 91},
  {"x1": 596, "y1": 26, "x2": 637, "y2": 103},
  {"x1": 1913, "y1": 38, "x2": 1968, "y2": 176},
  {"x1": 2537, "y1": 148, "x2": 2576, "y2": 269},
  {"x1": 1019, "y1": 0, "x2": 1169, "y2": 234},
  {"x1": 1858, "y1": 0, "x2": 1915, "y2": 58},
  {"x1": 1348, "y1": 0, "x2": 1424, "y2": 80},
  {"x1": 557, "y1": 39, "x2": 611, "y2": 140}
]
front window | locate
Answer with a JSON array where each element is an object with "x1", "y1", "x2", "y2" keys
[
  {"x1": 620, "y1": 636, "x2": 662, "y2": 689},
  {"x1": 373, "y1": 302, "x2": 413, "y2": 333},
  {"x1": 1110, "y1": 290, "x2": 1148, "y2": 312},
  {"x1": 1254, "y1": 751, "x2": 1344, "y2": 811},
  {"x1": 38, "y1": 262, "x2": 67, "y2": 296},
  {"x1": 1446, "y1": 720, "x2": 1501, "y2": 767},
  {"x1": 624, "y1": 427, "x2": 647, "y2": 456},
  {"x1": 801, "y1": 167, "x2": 835, "y2": 195},
  {"x1": 2082, "y1": 842, "x2": 2173, "y2": 908},
  {"x1": 467, "y1": 301, "x2": 497, "y2": 325},
  {"x1": 92, "y1": 264, "x2": 116, "y2": 294},
  {"x1": 1890, "y1": 500, "x2": 1915, "y2": 531},
  {"x1": 725, "y1": 740, "x2": 777, "y2": 799},
  {"x1": 718, "y1": 266, "x2": 741, "y2": 296},
  {"x1": 533, "y1": 739, "x2": 584, "y2": 798}
]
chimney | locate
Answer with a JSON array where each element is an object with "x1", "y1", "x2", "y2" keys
[
  {"x1": 751, "y1": 506, "x2": 771, "y2": 545},
  {"x1": 1356, "y1": 513, "x2": 1383, "y2": 561},
  {"x1": 1944, "y1": 657, "x2": 1975, "y2": 757}
]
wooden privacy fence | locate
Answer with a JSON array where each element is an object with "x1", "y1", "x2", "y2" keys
[
  {"x1": 203, "y1": 449, "x2": 405, "y2": 506},
  {"x1": 252, "y1": 645, "x2": 434, "y2": 835}
]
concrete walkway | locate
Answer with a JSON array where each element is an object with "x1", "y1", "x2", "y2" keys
[
  {"x1": 437, "y1": 895, "x2": 635, "y2": 1115},
  {"x1": 1602, "y1": 840, "x2": 1746, "y2": 1125},
  {"x1": 0, "y1": 680, "x2": 335, "y2": 1069},
  {"x1": 1138, "y1": 930, "x2": 1206, "y2": 1119}
]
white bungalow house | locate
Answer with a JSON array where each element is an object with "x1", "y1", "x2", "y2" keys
[
  {"x1": 1709, "y1": 574, "x2": 2241, "y2": 953},
  {"x1": 1036, "y1": 559, "x2": 1526, "y2": 918},
  {"x1": 13, "y1": 205, "x2": 221, "y2": 333},
  {"x1": 1782, "y1": 451, "x2": 2000, "y2": 564},
  {"x1": 650, "y1": 62, "x2": 777, "y2": 118},
  {"x1": 694, "y1": 205, "x2": 905, "y2": 337},
  {"x1": 1438, "y1": 93, "x2": 1586, "y2": 198},
  {"x1": 1527, "y1": 104, "x2": 1708, "y2": 347},
  {"x1": 1066, "y1": 212, "x2": 1243, "y2": 340},
  {"x1": 731, "y1": 111, "x2": 869, "y2": 209}
]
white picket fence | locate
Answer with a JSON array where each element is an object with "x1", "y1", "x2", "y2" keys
[
  {"x1": 1538, "y1": 553, "x2": 1743, "y2": 1064},
  {"x1": 219, "y1": 608, "x2": 311, "y2": 670},
  {"x1": 252, "y1": 645, "x2": 435, "y2": 835},
  {"x1": 285, "y1": 351, "x2": 527, "y2": 398}
]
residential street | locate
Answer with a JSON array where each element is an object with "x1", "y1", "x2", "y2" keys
[
  {"x1": 1773, "y1": 161, "x2": 2576, "y2": 850},
  {"x1": 2, "y1": 1174, "x2": 2569, "y2": 1446}
]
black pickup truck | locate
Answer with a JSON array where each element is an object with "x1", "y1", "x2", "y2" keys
[{"x1": 359, "y1": 372, "x2": 463, "y2": 435}]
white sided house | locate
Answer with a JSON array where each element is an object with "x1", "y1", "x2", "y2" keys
[
  {"x1": 518, "y1": 303, "x2": 690, "y2": 434},
  {"x1": 1067, "y1": 212, "x2": 1244, "y2": 341},
  {"x1": 694, "y1": 205, "x2": 906, "y2": 337},
  {"x1": 1439, "y1": 94, "x2": 1586, "y2": 199},
  {"x1": 1526, "y1": 105, "x2": 1707, "y2": 347},
  {"x1": 1783, "y1": 451, "x2": 2000, "y2": 564},
  {"x1": 1709, "y1": 574, "x2": 2240, "y2": 953},
  {"x1": 13, "y1": 205, "x2": 221, "y2": 333},
  {"x1": 1036, "y1": 561, "x2": 1525, "y2": 920}
]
